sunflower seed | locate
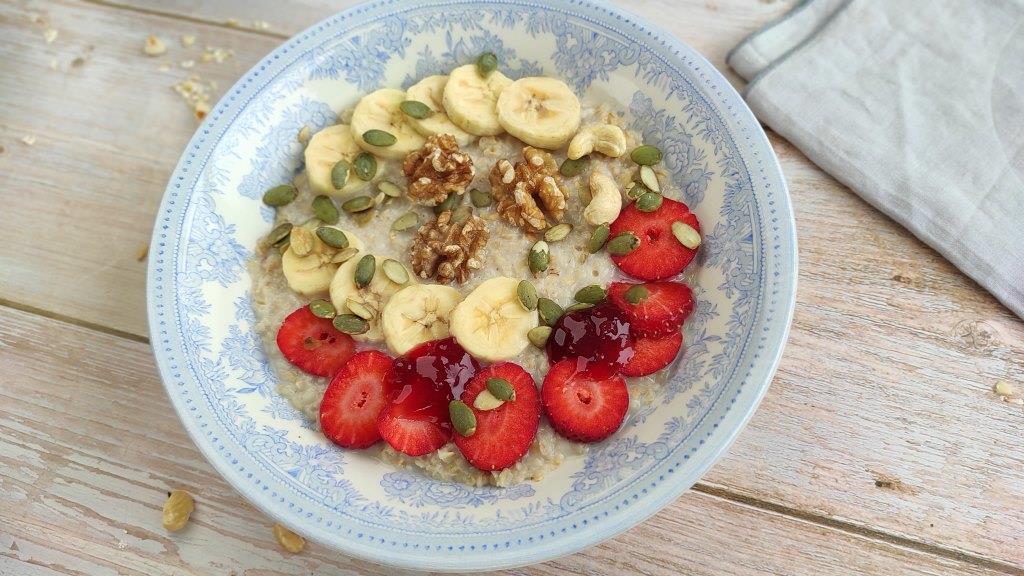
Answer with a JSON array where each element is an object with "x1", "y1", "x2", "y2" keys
[
  {"x1": 265, "y1": 222, "x2": 293, "y2": 246},
  {"x1": 330, "y1": 247, "x2": 359, "y2": 264},
  {"x1": 308, "y1": 298, "x2": 336, "y2": 319},
  {"x1": 517, "y1": 280, "x2": 538, "y2": 310},
  {"x1": 262, "y1": 184, "x2": 296, "y2": 207},
  {"x1": 624, "y1": 284, "x2": 649, "y2": 304},
  {"x1": 486, "y1": 377, "x2": 516, "y2": 401},
  {"x1": 346, "y1": 298, "x2": 375, "y2": 320},
  {"x1": 342, "y1": 195, "x2": 374, "y2": 213},
  {"x1": 636, "y1": 191, "x2": 663, "y2": 212},
  {"x1": 378, "y1": 180, "x2": 403, "y2": 197},
  {"x1": 331, "y1": 160, "x2": 350, "y2": 189},
  {"x1": 289, "y1": 226, "x2": 315, "y2": 256},
  {"x1": 449, "y1": 400, "x2": 477, "y2": 436},
  {"x1": 544, "y1": 223, "x2": 573, "y2": 243},
  {"x1": 529, "y1": 241, "x2": 550, "y2": 274},
  {"x1": 476, "y1": 51, "x2": 497, "y2": 77},
  {"x1": 391, "y1": 211, "x2": 420, "y2": 232},
  {"x1": 586, "y1": 223, "x2": 610, "y2": 253},
  {"x1": 574, "y1": 284, "x2": 607, "y2": 304},
  {"x1": 332, "y1": 314, "x2": 369, "y2": 334},
  {"x1": 353, "y1": 153, "x2": 377, "y2": 180},
  {"x1": 639, "y1": 165, "x2": 660, "y2": 192},
  {"x1": 671, "y1": 221, "x2": 702, "y2": 249},
  {"x1": 316, "y1": 226, "x2": 349, "y2": 249},
  {"x1": 470, "y1": 188, "x2": 492, "y2": 208},
  {"x1": 382, "y1": 259, "x2": 410, "y2": 284},
  {"x1": 312, "y1": 195, "x2": 339, "y2": 223},
  {"x1": 606, "y1": 232, "x2": 639, "y2": 256},
  {"x1": 630, "y1": 144, "x2": 662, "y2": 165},
  {"x1": 537, "y1": 297, "x2": 563, "y2": 326},
  {"x1": 559, "y1": 156, "x2": 590, "y2": 177},
  {"x1": 399, "y1": 100, "x2": 433, "y2": 119},
  {"x1": 472, "y1": 389, "x2": 504, "y2": 411},
  {"x1": 354, "y1": 254, "x2": 375, "y2": 287},
  {"x1": 162, "y1": 490, "x2": 194, "y2": 532},
  {"x1": 527, "y1": 325, "x2": 552, "y2": 348},
  {"x1": 362, "y1": 129, "x2": 397, "y2": 147},
  {"x1": 434, "y1": 192, "x2": 462, "y2": 214}
]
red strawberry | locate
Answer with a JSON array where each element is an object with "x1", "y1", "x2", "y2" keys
[
  {"x1": 607, "y1": 281, "x2": 694, "y2": 337},
  {"x1": 376, "y1": 413, "x2": 450, "y2": 457},
  {"x1": 319, "y1": 350, "x2": 394, "y2": 448},
  {"x1": 609, "y1": 198, "x2": 700, "y2": 280},
  {"x1": 454, "y1": 363, "x2": 541, "y2": 471},
  {"x1": 621, "y1": 332, "x2": 683, "y2": 377},
  {"x1": 541, "y1": 359, "x2": 629, "y2": 443},
  {"x1": 276, "y1": 306, "x2": 356, "y2": 377}
]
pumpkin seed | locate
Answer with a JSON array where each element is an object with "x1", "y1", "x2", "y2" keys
[
  {"x1": 276, "y1": 240, "x2": 291, "y2": 254},
  {"x1": 308, "y1": 298, "x2": 336, "y2": 319},
  {"x1": 636, "y1": 191, "x2": 663, "y2": 212},
  {"x1": 537, "y1": 297, "x2": 563, "y2": 326},
  {"x1": 342, "y1": 195, "x2": 374, "y2": 213},
  {"x1": 399, "y1": 99, "x2": 433, "y2": 119},
  {"x1": 353, "y1": 153, "x2": 377, "y2": 180},
  {"x1": 606, "y1": 232, "x2": 639, "y2": 256},
  {"x1": 671, "y1": 221, "x2": 702, "y2": 249},
  {"x1": 544, "y1": 223, "x2": 573, "y2": 243},
  {"x1": 624, "y1": 284, "x2": 649, "y2": 304},
  {"x1": 391, "y1": 211, "x2": 420, "y2": 232},
  {"x1": 162, "y1": 490, "x2": 194, "y2": 532},
  {"x1": 378, "y1": 180, "x2": 403, "y2": 197},
  {"x1": 354, "y1": 254, "x2": 375, "y2": 287},
  {"x1": 527, "y1": 325, "x2": 552, "y2": 348},
  {"x1": 559, "y1": 156, "x2": 590, "y2": 177},
  {"x1": 362, "y1": 129, "x2": 397, "y2": 147},
  {"x1": 273, "y1": 523, "x2": 305, "y2": 554},
  {"x1": 473, "y1": 389, "x2": 504, "y2": 411},
  {"x1": 529, "y1": 241, "x2": 550, "y2": 274},
  {"x1": 630, "y1": 144, "x2": 662, "y2": 165},
  {"x1": 434, "y1": 192, "x2": 462, "y2": 214},
  {"x1": 627, "y1": 182, "x2": 648, "y2": 200},
  {"x1": 476, "y1": 51, "x2": 498, "y2": 77},
  {"x1": 452, "y1": 205, "x2": 472, "y2": 224},
  {"x1": 565, "y1": 302, "x2": 594, "y2": 313},
  {"x1": 265, "y1": 222, "x2": 293, "y2": 246},
  {"x1": 262, "y1": 184, "x2": 296, "y2": 207},
  {"x1": 332, "y1": 314, "x2": 369, "y2": 334},
  {"x1": 331, "y1": 160, "x2": 350, "y2": 189},
  {"x1": 639, "y1": 165, "x2": 661, "y2": 192},
  {"x1": 382, "y1": 259, "x2": 410, "y2": 284},
  {"x1": 312, "y1": 195, "x2": 339, "y2": 224},
  {"x1": 449, "y1": 400, "x2": 477, "y2": 436},
  {"x1": 331, "y1": 247, "x2": 359, "y2": 264},
  {"x1": 316, "y1": 226, "x2": 350, "y2": 249},
  {"x1": 486, "y1": 377, "x2": 516, "y2": 401},
  {"x1": 346, "y1": 298, "x2": 375, "y2": 320},
  {"x1": 517, "y1": 280, "x2": 538, "y2": 310},
  {"x1": 470, "y1": 188, "x2": 492, "y2": 208},
  {"x1": 574, "y1": 284, "x2": 607, "y2": 304},
  {"x1": 586, "y1": 223, "x2": 611, "y2": 253},
  {"x1": 289, "y1": 226, "x2": 315, "y2": 256}
]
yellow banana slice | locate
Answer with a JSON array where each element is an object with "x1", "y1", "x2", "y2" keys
[
  {"x1": 304, "y1": 124, "x2": 371, "y2": 197},
  {"x1": 496, "y1": 76, "x2": 581, "y2": 149},
  {"x1": 281, "y1": 227, "x2": 363, "y2": 295},
  {"x1": 442, "y1": 64, "x2": 513, "y2": 136},
  {"x1": 405, "y1": 75, "x2": 476, "y2": 147},
  {"x1": 450, "y1": 277, "x2": 538, "y2": 362},
  {"x1": 381, "y1": 284, "x2": 462, "y2": 355},
  {"x1": 329, "y1": 255, "x2": 416, "y2": 342},
  {"x1": 350, "y1": 88, "x2": 426, "y2": 160}
]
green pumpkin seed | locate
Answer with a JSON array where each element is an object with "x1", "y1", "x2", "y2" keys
[
  {"x1": 434, "y1": 192, "x2": 462, "y2": 214},
  {"x1": 262, "y1": 184, "x2": 296, "y2": 207},
  {"x1": 639, "y1": 165, "x2": 661, "y2": 192},
  {"x1": 391, "y1": 211, "x2": 420, "y2": 232},
  {"x1": 308, "y1": 299, "x2": 336, "y2": 319},
  {"x1": 627, "y1": 182, "x2": 648, "y2": 200},
  {"x1": 486, "y1": 377, "x2": 516, "y2": 401},
  {"x1": 331, "y1": 160, "x2": 350, "y2": 189},
  {"x1": 543, "y1": 223, "x2": 573, "y2": 243},
  {"x1": 346, "y1": 298, "x2": 375, "y2": 320},
  {"x1": 399, "y1": 100, "x2": 433, "y2": 119},
  {"x1": 559, "y1": 156, "x2": 590, "y2": 178},
  {"x1": 452, "y1": 205, "x2": 472, "y2": 224},
  {"x1": 630, "y1": 144, "x2": 662, "y2": 166},
  {"x1": 606, "y1": 232, "x2": 639, "y2": 256},
  {"x1": 382, "y1": 259, "x2": 409, "y2": 284},
  {"x1": 636, "y1": 192, "x2": 663, "y2": 213},
  {"x1": 449, "y1": 400, "x2": 477, "y2": 436},
  {"x1": 354, "y1": 254, "x2": 376, "y2": 288},
  {"x1": 586, "y1": 223, "x2": 611, "y2": 253},
  {"x1": 330, "y1": 247, "x2": 359, "y2": 264},
  {"x1": 565, "y1": 302, "x2": 594, "y2": 313},
  {"x1": 574, "y1": 284, "x2": 607, "y2": 304},
  {"x1": 342, "y1": 195, "x2": 374, "y2": 213},
  {"x1": 289, "y1": 226, "x2": 315, "y2": 256},
  {"x1": 470, "y1": 188, "x2": 492, "y2": 208},
  {"x1": 527, "y1": 325, "x2": 552, "y2": 348},
  {"x1": 537, "y1": 297, "x2": 563, "y2": 327},
  {"x1": 378, "y1": 180, "x2": 403, "y2": 197},
  {"x1": 362, "y1": 129, "x2": 397, "y2": 147},
  {"x1": 353, "y1": 153, "x2": 377, "y2": 181},
  {"x1": 517, "y1": 280, "x2": 538, "y2": 311},
  {"x1": 311, "y1": 195, "x2": 339, "y2": 224},
  {"x1": 473, "y1": 389, "x2": 504, "y2": 411},
  {"x1": 316, "y1": 226, "x2": 350, "y2": 249},
  {"x1": 529, "y1": 241, "x2": 550, "y2": 274},
  {"x1": 624, "y1": 284, "x2": 649, "y2": 304},
  {"x1": 671, "y1": 220, "x2": 702, "y2": 249},
  {"x1": 332, "y1": 314, "x2": 369, "y2": 335},
  {"x1": 265, "y1": 222, "x2": 293, "y2": 246},
  {"x1": 476, "y1": 51, "x2": 497, "y2": 77}
]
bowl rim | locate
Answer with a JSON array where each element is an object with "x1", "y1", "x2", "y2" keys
[{"x1": 147, "y1": 0, "x2": 797, "y2": 570}]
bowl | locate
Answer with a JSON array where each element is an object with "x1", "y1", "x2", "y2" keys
[{"x1": 147, "y1": 0, "x2": 796, "y2": 570}]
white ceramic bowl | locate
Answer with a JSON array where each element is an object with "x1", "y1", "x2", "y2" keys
[{"x1": 148, "y1": 0, "x2": 796, "y2": 571}]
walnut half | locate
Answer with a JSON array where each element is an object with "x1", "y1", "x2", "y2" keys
[
  {"x1": 402, "y1": 134, "x2": 476, "y2": 205},
  {"x1": 410, "y1": 210, "x2": 489, "y2": 284},
  {"x1": 488, "y1": 147, "x2": 566, "y2": 234}
]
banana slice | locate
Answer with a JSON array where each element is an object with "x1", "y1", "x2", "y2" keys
[
  {"x1": 350, "y1": 88, "x2": 426, "y2": 160},
  {"x1": 281, "y1": 227, "x2": 364, "y2": 295},
  {"x1": 329, "y1": 255, "x2": 416, "y2": 342},
  {"x1": 442, "y1": 64, "x2": 513, "y2": 137},
  {"x1": 496, "y1": 77, "x2": 581, "y2": 149},
  {"x1": 450, "y1": 277, "x2": 538, "y2": 362},
  {"x1": 304, "y1": 124, "x2": 371, "y2": 197},
  {"x1": 381, "y1": 284, "x2": 462, "y2": 355},
  {"x1": 405, "y1": 75, "x2": 476, "y2": 147}
]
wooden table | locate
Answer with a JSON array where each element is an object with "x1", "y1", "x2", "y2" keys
[{"x1": 2, "y1": 1, "x2": 1022, "y2": 574}]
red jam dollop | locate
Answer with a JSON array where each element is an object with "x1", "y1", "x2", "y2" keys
[
  {"x1": 387, "y1": 337, "x2": 481, "y2": 430},
  {"x1": 546, "y1": 302, "x2": 635, "y2": 377}
]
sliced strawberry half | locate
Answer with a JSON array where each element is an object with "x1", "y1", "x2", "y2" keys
[
  {"x1": 621, "y1": 332, "x2": 683, "y2": 377},
  {"x1": 541, "y1": 359, "x2": 629, "y2": 443},
  {"x1": 607, "y1": 281, "x2": 694, "y2": 338},
  {"x1": 319, "y1": 350, "x2": 394, "y2": 449},
  {"x1": 454, "y1": 363, "x2": 541, "y2": 471},
  {"x1": 377, "y1": 413, "x2": 450, "y2": 457},
  {"x1": 276, "y1": 306, "x2": 356, "y2": 377},
  {"x1": 609, "y1": 198, "x2": 700, "y2": 280}
]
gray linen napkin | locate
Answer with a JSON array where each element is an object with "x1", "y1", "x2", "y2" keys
[{"x1": 728, "y1": 0, "x2": 1024, "y2": 319}]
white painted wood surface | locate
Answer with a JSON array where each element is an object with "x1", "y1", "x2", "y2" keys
[{"x1": 1, "y1": 0, "x2": 1022, "y2": 574}]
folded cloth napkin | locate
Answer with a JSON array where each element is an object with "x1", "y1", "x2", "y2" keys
[{"x1": 728, "y1": 0, "x2": 1024, "y2": 319}]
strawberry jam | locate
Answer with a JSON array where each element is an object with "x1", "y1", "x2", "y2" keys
[
  {"x1": 546, "y1": 302, "x2": 634, "y2": 378},
  {"x1": 386, "y1": 337, "x2": 481, "y2": 431}
]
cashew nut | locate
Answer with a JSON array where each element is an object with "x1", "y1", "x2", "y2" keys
[
  {"x1": 584, "y1": 172, "x2": 623, "y2": 226},
  {"x1": 567, "y1": 124, "x2": 628, "y2": 160}
]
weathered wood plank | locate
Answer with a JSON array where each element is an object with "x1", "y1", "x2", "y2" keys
[{"x1": 0, "y1": 306, "x2": 1010, "y2": 576}]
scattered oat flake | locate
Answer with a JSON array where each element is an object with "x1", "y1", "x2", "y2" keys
[
  {"x1": 173, "y1": 75, "x2": 214, "y2": 122},
  {"x1": 21, "y1": 135, "x2": 37, "y2": 146},
  {"x1": 181, "y1": 35, "x2": 196, "y2": 47},
  {"x1": 180, "y1": 59, "x2": 195, "y2": 69},
  {"x1": 253, "y1": 20, "x2": 271, "y2": 30},
  {"x1": 201, "y1": 46, "x2": 234, "y2": 64},
  {"x1": 136, "y1": 245, "x2": 149, "y2": 262},
  {"x1": 144, "y1": 35, "x2": 166, "y2": 56},
  {"x1": 43, "y1": 28, "x2": 58, "y2": 44},
  {"x1": 49, "y1": 58, "x2": 58, "y2": 71}
]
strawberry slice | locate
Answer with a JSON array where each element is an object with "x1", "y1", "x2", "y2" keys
[
  {"x1": 541, "y1": 359, "x2": 629, "y2": 443},
  {"x1": 376, "y1": 414, "x2": 450, "y2": 457},
  {"x1": 319, "y1": 350, "x2": 394, "y2": 448},
  {"x1": 620, "y1": 332, "x2": 683, "y2": 377},
  {"x1": 276, "y1": 306, "x2": 356, "y2": 377},
  {"x1": 454, "y1": 363, "x2": 541, "y2": 471},
  {"x1": 609, "y1": 198, "x2": 700, "y2": 280},
  {"x1": 607, "y1": 281, "x2": 694, "y2": 338}
]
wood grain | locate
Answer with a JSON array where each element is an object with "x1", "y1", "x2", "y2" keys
[{"x1": 0, "y1": 306, "x2": 1012, "y2": 576}]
